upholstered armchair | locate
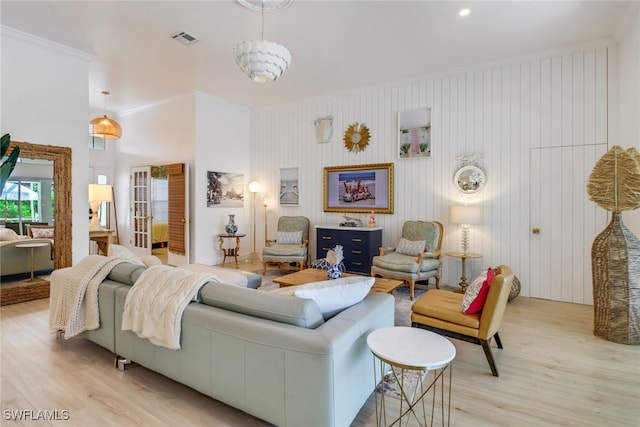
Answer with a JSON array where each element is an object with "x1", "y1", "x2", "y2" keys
[
  {"x1": 262, "y1": 216, "x2": 310, "y2": 275},
  {"x1": 411, "y1": 265, "x2": 515, "y2": 376},
  {"x1": 370, "y1": 220, "x2": 444, "y2": 300}
]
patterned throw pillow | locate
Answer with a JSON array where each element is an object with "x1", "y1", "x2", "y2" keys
[
  {"x1": 276, "y1": 230, "x2": 303, "y2": 244},
  {"x1": 395, "y1": 238, "x2": 426, "y2": 256},
  {"x1": 30, "y1": 227, "x2": 54, "y2": 239},
  {"x1": 461, "y1": 267, "x2": 495, "y2": 314}
]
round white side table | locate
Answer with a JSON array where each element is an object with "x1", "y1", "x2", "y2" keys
[
  {"x1": 367, "y1": 326, "x2": 456, "y2": 426},
  {"x1": 15, "y1": 242, "x2": 50, "y2": 282}
]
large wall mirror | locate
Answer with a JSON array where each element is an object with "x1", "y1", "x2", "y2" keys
[{"x1": 7, "y1": 140, "x2": 72, "y2": 269}]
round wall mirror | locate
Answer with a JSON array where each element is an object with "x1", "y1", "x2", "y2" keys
[{"x1": 454, "y1": 165, "x2": 486, "y2": 194}]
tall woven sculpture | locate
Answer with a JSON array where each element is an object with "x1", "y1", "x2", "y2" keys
[{"x1": 586, "y1": 145, "x2": 640, "y2": 345}]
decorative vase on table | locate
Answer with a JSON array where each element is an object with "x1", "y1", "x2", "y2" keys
[{"x1": 225, "y1": 214, "x2": 238, "y2": 235}]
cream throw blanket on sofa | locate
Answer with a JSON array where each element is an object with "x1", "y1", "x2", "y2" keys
[
  {"x1": 49, "y1": 255, "x2": 132, "y2": 338},
  {"x1": 121, "y1": 265, "x2": 216, "y2": 350}
]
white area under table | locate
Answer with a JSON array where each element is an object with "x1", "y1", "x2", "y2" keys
[{"x1": 367, "y1": 326, "x2": 456, "y2": 426}]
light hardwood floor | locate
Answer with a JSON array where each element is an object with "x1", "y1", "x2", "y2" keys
[{"x1": 2, "y1": 279, "x2": 639, "y2": 426}]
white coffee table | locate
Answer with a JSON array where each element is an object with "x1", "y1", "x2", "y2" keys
[
  {"x1": 367, "y1": 326, "x2": 456, "y2": 426},
  {"x1": 15, "y1": 242, "x2": 50, "y2": 283}
]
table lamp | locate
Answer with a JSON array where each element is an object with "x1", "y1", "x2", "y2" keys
[
  {"x1": 450, "y1": 204, "x2": 482, "y2": 253},
  {"x1": 89, "y1": 184, "x2": 112, "y2": 232}
]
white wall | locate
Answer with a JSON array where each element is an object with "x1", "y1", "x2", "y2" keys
[
  {"x1": 116, "y1": 93, "x2": 196, "y2": 250},
  {"x1": 615, "y1": 6, "x2": 640, "y2": 235},
  {"x1": 194, "y1": 91, "x2": 252, "y2": 265},
  {"x1": 251, "y1": 40, "x2": 615, "y2": 301},
  {"x1": 1, "y1": 26, "x2": 92, "y2": 263}
]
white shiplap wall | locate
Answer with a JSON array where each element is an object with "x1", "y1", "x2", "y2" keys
[{"x1": 250, "y1": 41, "x2": 612, "y2": 303}]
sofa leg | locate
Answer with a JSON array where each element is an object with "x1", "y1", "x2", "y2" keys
[
  {"x1": 480, "y1": 339, "x2": 499, "y2": 377},
  {"x1": 117, "y1": 358, "x2": 132, "y2": 371},
  {"x1": 494, "y1": 332, "x2": 503, "y2": 349},
  {"x1": 56, "y1": 330, "x2": 64, "y2": 341}
]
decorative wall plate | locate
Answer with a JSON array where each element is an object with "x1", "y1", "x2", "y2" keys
[{"x1": 343, "y1": 123, "x2": 370, "y2": 153}]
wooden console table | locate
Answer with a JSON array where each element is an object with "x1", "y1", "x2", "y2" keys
[{"x1": 89, "y1": 229, "x2": 114, "y2": 256}]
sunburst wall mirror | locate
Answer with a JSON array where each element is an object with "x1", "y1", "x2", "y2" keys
[{"x1": 343, "y1": 122, "x2": 370, "y2": 153}]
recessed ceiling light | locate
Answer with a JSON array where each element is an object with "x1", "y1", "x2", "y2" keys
[{"x1": 459, "y1": 8, "x2": 471, "y2": 17}]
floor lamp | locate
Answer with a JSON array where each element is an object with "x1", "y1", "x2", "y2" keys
[{"x1": 248, "y1": 181, "x2": 261, "y2": 262}]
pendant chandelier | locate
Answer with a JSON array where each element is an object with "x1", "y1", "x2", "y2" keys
[
  {"x1": 233, "y1": 0, "x2": 293, "y2": 83},
  {"x1": 89, "y1": 91, "x2": 122, "y2": 140}
]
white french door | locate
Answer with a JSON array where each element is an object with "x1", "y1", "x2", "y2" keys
[
  {"x1": 529, "y1": 144, "x2": 608, "y2": 304},
  {"x1": 130, "y1": 166, "x2": 152, "y2": 257}
]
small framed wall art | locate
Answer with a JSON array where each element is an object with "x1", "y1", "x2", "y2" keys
[
  {"x1": 323, "y1": 163, "x2": 393, "y2": 213},
  {"x1": 398, "y1": 108, "x2": 431, "y2": 159},
  {"x1": 279, "y1": 167, "x2": 300, "y2": 206},
  {"x1": 207, "y1": 171, "x2": 244, "y2": 207}
]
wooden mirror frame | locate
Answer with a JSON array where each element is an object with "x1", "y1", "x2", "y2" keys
[{"x1": 8, "y1": 140, "x2": 72, "y2": 269}]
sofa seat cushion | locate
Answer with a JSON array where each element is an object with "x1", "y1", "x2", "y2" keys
[
  {"x1": 372, "y1": 252, "x2": 440, "y2": 273},
  {"x1": 200, "y1": 282, "x2": 324, "y2": 328},
  {"x1": 411, "y1": 289, "x2": 480, "y2": 329},
  {"x1": 262, "y1": 243, "x2": 306, "y2": 257}
]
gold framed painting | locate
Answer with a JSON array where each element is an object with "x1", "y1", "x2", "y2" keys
[{"x1": 323, "y1": 163, "x2": 393, "y2": 213}]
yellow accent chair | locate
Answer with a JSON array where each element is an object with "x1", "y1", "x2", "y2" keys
[
  {"x1": 262, "y1": 216, "x2": 310, "y2": 275},
  {"x1": 411, "y1": 265, "x2": 515, "y2": 376},
  {"x1": 370, "y1": 220, "x2": 444, "y2": 300}
]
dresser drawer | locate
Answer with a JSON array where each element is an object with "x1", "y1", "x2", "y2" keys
[{"x1": 315, "y1": 226, "x2": 382, "y2": 275}]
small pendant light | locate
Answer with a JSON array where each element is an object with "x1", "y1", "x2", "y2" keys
[{"x1": 89, "y1": 91, "x2": 122, "y2": 139}]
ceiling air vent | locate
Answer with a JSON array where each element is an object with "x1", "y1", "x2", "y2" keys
[{"x1": 170, "y1": 31, "x2": 199, "y2": 46}]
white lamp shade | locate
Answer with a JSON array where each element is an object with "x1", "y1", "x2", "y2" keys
[
  {"x1": 450, "y1": 205, "x2": 482, "y2": 225},
  {"x1": 249, "y1": 181, "x2": 261, "y2": 193},
  {"x1": 234, "y1": 40, "x2": 291, "y2": 83},
  {"x1": 89, "y1": 184, "x2": 113, "y2": 203}
]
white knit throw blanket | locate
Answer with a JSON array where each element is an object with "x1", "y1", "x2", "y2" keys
[
  {"x1": 177, "y1": 263, "x2": 248, "y2": 288},
  {"x1": 49, "y1": 255, "x2": 132, "y2": 338},
  {"x1": 121, "y1": 265, "x2": 216, "y2": 350}
]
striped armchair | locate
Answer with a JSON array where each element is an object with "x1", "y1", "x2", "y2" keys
[{"x1": 262, "y1": 216, "x2": 310, "y2": 275}]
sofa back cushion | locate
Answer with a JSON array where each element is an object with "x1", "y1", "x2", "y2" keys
[
  {"x1": 200, "y1": 283, "x2": 325, "y2": 329},
  {"x1": 0, "y1": 228, "x2": 19, "y2": 241}
]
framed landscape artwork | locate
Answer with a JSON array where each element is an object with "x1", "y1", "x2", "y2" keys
[
  {"x1": 323, "y1": 163, "x2": 393, "y2": 213},
  {"x1": 206, "y1": 171, "x2": 244, "y2": 207},
  {"x1": 279, "y1": 167, "x2": 300, "y2": 206},
  {"x1": 398, "y1": 108, "x2": 431, "y2": 159}
]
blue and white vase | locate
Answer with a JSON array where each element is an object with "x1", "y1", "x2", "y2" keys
[
  {"x1": 225, "y1": 214, "x2": 238, "y2": 235},
  {"x1": 327, "y1": 264, "x2": 342, "y2": 280}
]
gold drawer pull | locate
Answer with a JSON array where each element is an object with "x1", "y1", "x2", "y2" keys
[
  {"x1": 322, "y1": 236, "x2": 332, "y2": 240},
  {"x1": 351, "y1": 250, "x2": 363, "y2": 254},
  {"x1": 351, "y1": 238, "x2": 363, "y2": 242},
  {"x1": 352, "y1": 262, "x2": 363, "y2": 266},
  {"x1": 322, "y1": 247, "x2": 332, "y2": 251}
]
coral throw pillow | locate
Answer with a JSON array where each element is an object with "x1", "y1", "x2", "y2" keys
[{"x1": 462, "y1": 267, "x2": 495, "y2": 314}]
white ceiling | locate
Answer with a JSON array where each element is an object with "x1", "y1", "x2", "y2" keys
[{"x1": 1, "y1": 1, "x2": 636, "y2": 114}]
